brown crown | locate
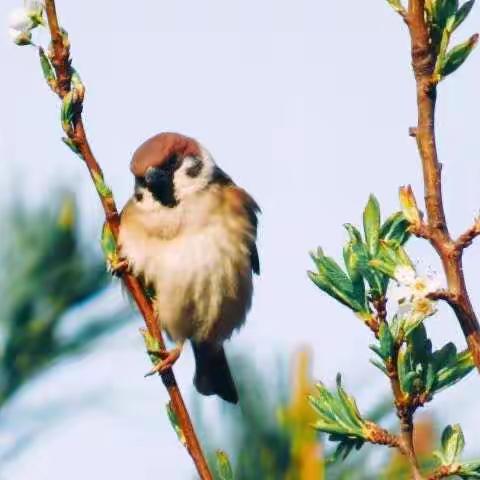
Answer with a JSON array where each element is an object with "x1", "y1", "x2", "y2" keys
[{"x1": 130, "y1": 132, "x2": 201, "y2": 177}]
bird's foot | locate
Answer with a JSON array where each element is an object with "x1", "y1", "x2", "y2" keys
[{"x1": 144, "y1": 346, "x2": 182, "y2": 377}]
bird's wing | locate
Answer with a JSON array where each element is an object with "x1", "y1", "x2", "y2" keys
[{"x1": 221, "y1": 180, "x2": 261, "y2": 276}]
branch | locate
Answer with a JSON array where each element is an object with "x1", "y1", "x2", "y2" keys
[
  {"x1": 43, "y1": 2, "x2": 213, "y2": 478},
  {"x1": 405, "y1": 0, "x2": 480, "y2": 372},
  {"x1": 364, "y1": 421, "x2": 402, "y2": 451},
  {"x1": 427, "y1": 465, "x2": 461, "y2": 480},
  {"x1": 372, "y1": 300, "x2": 425, "y2": 479},
  {"x1": 456, "y1": 217, "x2": 480, "y2": 250}
]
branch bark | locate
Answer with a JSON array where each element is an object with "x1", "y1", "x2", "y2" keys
[
  {"x1": 405, "y1": 0, "x2": 480, "y2": 372},
  {"x1": 43, "y1": 2, "x2": 213, "y2": 478},
  {"x1": 372, "y1": 299, "x2": 425, "y2": 479},
  {"x1": 427, "y1": 464, "x2": 461, "y2": 480}
]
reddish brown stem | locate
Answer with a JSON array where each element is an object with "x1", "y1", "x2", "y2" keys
[
  {"x1": 427, "y1": 464, "x2": 461, "y2": 480},
  {"x1": 372, "y1": 299, "x2": 424, "y2": 479},
  {"x1": 43, "y1": 1, "x2": 213, "y2": 478},
  {"x1": 405, "y1": 0, "x2": 480, "y2": 371}
]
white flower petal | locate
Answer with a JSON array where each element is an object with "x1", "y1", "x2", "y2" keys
[
  {"x1": 394, "y1": 265, "x2": 416, "y2": 286},
  {"x1": 8, "y1": 7, "x2": 32, "y2": 31},
  {"x1": 389, "y1": 285, "x2": 411, "y2": 304},
  {"x1": 25, "y1": 0, "x2": 44, "y2": 9},
  {"x1": 8, "y1": 27, "x2": 21, "y2": 41},
  {"x1": 8, "y1": 27, "x2": 31, "y2": 45},
  {"x1": 397, "y1": 300, "x2": 413, "y2": 318}
]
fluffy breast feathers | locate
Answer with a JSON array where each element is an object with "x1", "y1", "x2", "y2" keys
[{"x1": 118, "y1": 183, "x2": 259, "y2": 344}]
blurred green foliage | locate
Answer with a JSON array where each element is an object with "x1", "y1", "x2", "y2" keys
[
  {"x1": 195, "y1": 350, "x2": 436, "y2": 480},
  {"x1": 0, "y1": 192, "x2": 129, "y2": 408}
]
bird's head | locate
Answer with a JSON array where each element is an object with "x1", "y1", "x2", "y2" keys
[{"x1": 130, "y1": 132, "x2": 223, "y2": 209}]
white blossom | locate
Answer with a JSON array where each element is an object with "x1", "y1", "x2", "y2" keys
[
  {"x1": 8, "y1": 26, "x2": 32, "y2": 46},
  {"x1": 8, "y1": 7, "x2": 33, "y2": 32},
  {"x1": 411, "y1": 297, "x2": 437, "y2": 318},
  {"x1": 394, "y1": 265, "x2": 416, "y2": 285},
  {"x1": 8, "y1": 1, "x2": 44, "y2": 45},
  {"x1": 393, "y1": 265, "x2": 441, "y2": 298},
  {"x1": 390, "y1": 265, "x2": 442, "y2": 333},
  {"x1": 25, "y1": 0, "x2": 44, "y2": 10}
]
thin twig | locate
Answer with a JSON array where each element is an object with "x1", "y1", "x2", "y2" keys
[
  {"x1": 456, "y1": 218, "x2": 480, "y2": 250},
  {"x1": 405, "y1": 0, "x2": 480, "y2": 372},
  {"x1": 364, "y1": 421, "x2": 402, "y2": 451},
  {"x1": 43, "y1": 2, "x2": 213, "y2": 478},
  {"x1": 372, "y1": 299, "x2": 425, "y2": 479},
  {"x1": 427, "y1": 464, "x2": 461, "y2": 480}
]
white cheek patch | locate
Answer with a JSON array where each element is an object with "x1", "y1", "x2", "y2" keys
[
  {"x1": 134, "y1": 187, "x2": 162, "y2": 213},
  {"x1": 173, "y1": 148, "x2": 215, "y2": 201}
]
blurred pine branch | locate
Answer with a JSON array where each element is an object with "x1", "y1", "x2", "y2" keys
[{"x1": 0, "y1": 191, "x2": 130, "y2": 408}]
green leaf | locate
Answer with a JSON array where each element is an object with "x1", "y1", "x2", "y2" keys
[
  {"x1": 458, "y1": 460, "x2": 480, "y2": 478},
  {"x1": 348, "y1": 236, "x2": 386, "y2": 296},
  {"x1": 309, "y1": 376, "x2": 367, "y2": 443},
  {"x1": 440, "y1": 34, "x2": 479, "y2": 77},
  {"x1": 378, "y1": 323, "x2": 395, "y2": 360},
  {"x1": 379, "y1": 212, "x2": 411, "y2": 246},
  {"x1": 309, "y1": 251, "x2": 366, "y2": 312},
  {"x1": 363, "y1": 195, "x2": 381, "y2": 256},
  {"x1": 92, "y1": 170, "x2": 113, "y2": 198},
  {"x1": 330, "y1": 438, "x2": 364, "y2": 463},
  {"x1": 166, "y1": 401, "x2": 186, "y2": 447},
  {"x1": 61, "y1": 137, "x2": 81, "y2": 155},
  {"x1": 370, "y1": 358, "x2": 388, "y2": 375},
  {"x1": 100, "y1": 222, "x2": 117, "y2": 263},
  {"x1": 436, "y1": 0, "x2": 459, "y2": 28},
  {"x1": 343, "y1": 242, "x2": 367, "y2": 308},
  {"x1": 386, "y1": 0, "x2": 406, "y2": 14},
  {"x1": 432, "y1": 343, "x2": 457, "y2": 372},
  {"x1": 61, "y1": 90, "x2": 75, "y2": 134},
  {"x1": 216, "y1": 451, "x2": 234, "y2": 480},
  {"x1": 140, "y1": 328, "x2": 163, "y2": 366},
  {"x1": 336, "y1": 374, "x2": 364, "y2": 429},
  {"x1": 425, "y1": 361, "x2": 436, "y2": 393},
  {"x1": 344, "y1": 223, "x2": 363, "y2": 244},
  {"x1": 453, "y1": 0, "x2": 476, "y2": 31},
  {"x1": 434, "y1": 348, "x2": 474, "y2": 392},
  {"x1": 441, "y1": 424, "x2": 465, "y2": 465},
  {"x1": 71, "y1": 69, "x2": 86, "y2": 102},
  {"x1": 369, "y1": 258, "x2": 396, "y2": 278},
  {"x1": 38, "y1": 47, "x2": 56, "y2": 91}
]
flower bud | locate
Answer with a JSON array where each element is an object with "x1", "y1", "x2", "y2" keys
[{"x1": 399, "y1": 185, "x2": 422, "y2": 227}]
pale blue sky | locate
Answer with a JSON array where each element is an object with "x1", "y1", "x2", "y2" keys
[{"x1": 1, "y1": 1, "x2": 480, "y2": 478}]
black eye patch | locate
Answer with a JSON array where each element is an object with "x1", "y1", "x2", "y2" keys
[
  {"x1": 186, "y1": 158, "x2": 203, "y2": 178},
  {"x1": 163, "y1": 155, "x2": 181, "y2": 173}
]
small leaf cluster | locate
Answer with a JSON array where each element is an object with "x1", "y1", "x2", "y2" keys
[
  {"x1": 309, "y1": 375, "x2": 370, "y2": 461},
  {"x1": 433, "y1": 424, "x2": 480, "y2": 478},
  {"x1": 384, "y1": 0, "x2": 478, "y2": 80},
  {"x1": 427, "y1": 0, "x2": 479, "y2": 80},
  {"x1": 372, "y1": 324, "x2": 474, "y2": 401},
  {"x1": 309, "y1": 193, "x2": 476, "y2": 467},
  {"x1": 309, "y1": 195, "x2": 410, "y2": 323}
]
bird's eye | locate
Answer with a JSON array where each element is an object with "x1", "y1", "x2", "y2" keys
[
  {"x1": 186, "y1": 158, "x2": 203, "y2": 178},
  {"x1": 135, "y1": 192, "x2": 144, "y2": 202}
]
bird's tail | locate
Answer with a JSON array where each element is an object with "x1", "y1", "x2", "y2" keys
[{"x1": 192, "y1": 342, "x2": 238, "y2": 404}]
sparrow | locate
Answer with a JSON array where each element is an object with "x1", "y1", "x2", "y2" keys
[{"x1": 117, "y1": 132, "x2": 259, "y2": 404}]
